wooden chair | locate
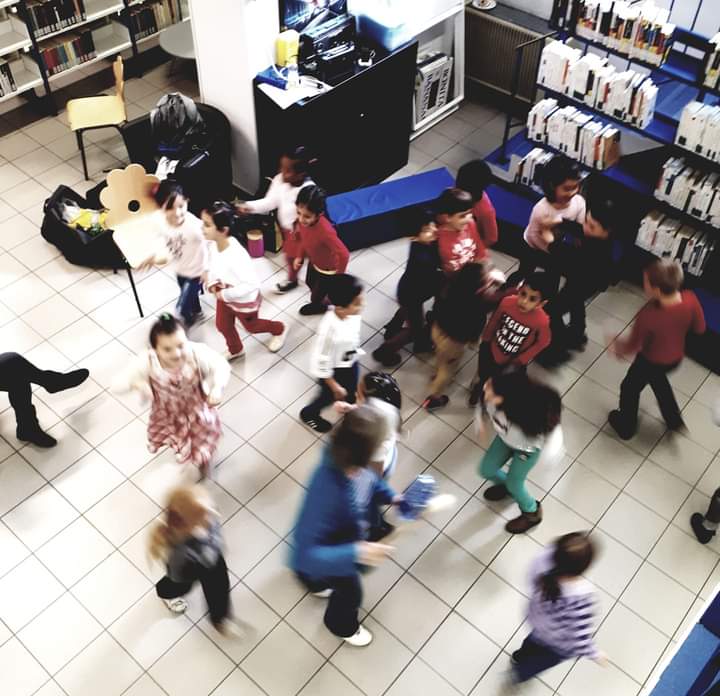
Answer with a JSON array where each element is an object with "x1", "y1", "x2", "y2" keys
[{"x1": 66, "y1": 56, "x2": 127, "y2": 180}]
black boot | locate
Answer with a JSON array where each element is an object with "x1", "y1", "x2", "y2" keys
[
  {"x1": 691, "y1": 513, "x2": 716, "y2": 544},
  {"x1": 16, "y1": 406, "x2": 56, "y2": 448},
  {"x1": 42, "y1": 368, "x2": 89, "y2": 394}
]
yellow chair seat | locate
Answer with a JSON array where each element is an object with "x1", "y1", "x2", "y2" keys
[{"x1": 67, "y1": 94, "x2": 126, "y2": 131}]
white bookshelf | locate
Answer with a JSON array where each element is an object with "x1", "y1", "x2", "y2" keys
[
  {"x1": 35, "y1": 0, "x2": 124, "y2": 43},
  {"x1": 0, "y1": 15, "x2": 30, "y2": 57}
]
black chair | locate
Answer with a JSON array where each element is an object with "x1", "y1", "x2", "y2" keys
[{"x1": 119, "y1": 102, "x2": 234, "y2": 214}]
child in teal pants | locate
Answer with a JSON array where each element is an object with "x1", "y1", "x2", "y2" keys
[{"x1": 477, "y1": 372, "x2": 562, "y2": 534}]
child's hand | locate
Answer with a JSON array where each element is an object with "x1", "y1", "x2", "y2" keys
[
  {"x1": 392, "y1": 494, "x2": 404, "y2": 506},
  {"x1": 292, "y1": 258, "x2": 303, "y2": 271},
  {"x1": 236, "y1": 203, "x2": 251, "y2": 214},
  {"x1": 331, "y1": 384, "x2": 348, "y2": 401},
  {"x1": 540, "y1": 228, "x2": 556, "y2": 244},
  {"x1": 207, "y1": 394, "x2": 221, "y2": 407},
  {"x1": 356, "y1": 541, "x2": 394, "y2": 566},
  {"x1": 137, "y1": 254, "x2": 158, "y2": 272},
  {"x1": 594, "y1": 651, "x2": 609, "y2": 667},
  {"x1": 333, "y1": 401, "x2": 355, "y2": 414}
]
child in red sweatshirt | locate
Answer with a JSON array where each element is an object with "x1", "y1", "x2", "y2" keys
[
  {"x1": 435, "y1": 188, "x2": 488, "y2": 275},
  {"x1": 469, "y1": 271, "x2": 553, "y2": 406},
  {"x1": 292, "y1": 185, "x2": 350, "y2": 316},
  {"x1": 456, "y1": 159, "x2": 498, "y2": 248},
  {"x1": 608, "y1": 259, "x2": 705, "y2": 440}
]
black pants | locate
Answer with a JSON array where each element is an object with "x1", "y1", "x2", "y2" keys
[
  {"x1": 545, "y1": 278, "x2": 589, "y2": 348},
  {"x1": 0, "y1": 352, "x2": 56, "y2": 431},
  {"x1": 379, "y1": 295, "x2": 430, "y2": 353},
  {"x1": 512, "y1": 633, "x2": 566, "y2": 682},
  {"x1": 617, "y1": 354, "x2": 683, "y2": 432},
  {"x1": 296, "y1": 572, "x2": 362, "y2": 638},
  {"x1": 473, "y1": 343, "x2": 526, "y2": 399},
  {"x1": 306, "y1": 266, "x2": 338, "y2": 308},
  {"x1": 156, "y1": 554, "x2": 231, "y2": 626},
  {"x1": 506, "y1": 248, "x2": 561, "y2": 290},
  {"x1": 704, "y1": 489, "x2": 720, "y2": 525},
  {"x1": 304, "y1": 364, "x2": 359, "y2": 419}
]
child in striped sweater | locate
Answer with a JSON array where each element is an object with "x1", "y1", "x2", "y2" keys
[{"x1": 513, "y1": 533, "x2": 606, "y2": 683}]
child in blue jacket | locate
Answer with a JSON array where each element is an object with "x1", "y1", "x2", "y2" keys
[{"x1": 290, "y1": 406, "x2": 399, "y2": 647}]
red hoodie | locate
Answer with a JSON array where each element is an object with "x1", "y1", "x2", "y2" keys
[
  {"x1": 482, "y1": 295, "x2": 551, "y2": 365},
  {"x1": 295, "y1": 214, "x2": 349, "y2": 274},
  {"x1": 473, "y1": 192, "x2": 498, "y2": 247},
  {"x1": 437, "y1": 219, "x2": 487, "y2": 274}
]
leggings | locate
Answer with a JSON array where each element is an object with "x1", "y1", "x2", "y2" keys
[
  {"x1": 479, "y1": 435, "x2": 540, "y2": 513},
  {"x1": 215, "y1": 299, "x2": 284, "y2": 354}
]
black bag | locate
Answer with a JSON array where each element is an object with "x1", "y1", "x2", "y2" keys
[
  {"x1": 150, "y1": 93, "x2": 209, "y2": 163},
  {"x1": 41, "y1": 185, "x2": 125, "y2": 270}
]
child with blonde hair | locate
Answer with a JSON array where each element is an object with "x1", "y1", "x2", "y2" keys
[{"x1": 149, "y1": 484, "x2": 239, "y2": 636}]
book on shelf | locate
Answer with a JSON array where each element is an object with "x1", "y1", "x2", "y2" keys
[
  {"x1": 0, "y1": 59, "x2": 17, "y2": 97},
  {"x1": 538, "y1": 39, "x2": 657, "y2": 128},
  {"x1": 676, "y1": 102, "x2": 720, "y2": 162},
  {"x1": 636, "y1": 210, "x2": 715, "y2": 276},
  {"x1": 128, "y1": 0, "x2": 181, "y2": 40},
  {"x1": 527, "y1": 97, "x2": 621, "y2": 170},
  {"x1": 656, "y1": 157, "x2": 720, "y2": 227},
  {"x1": 25, "y1": 0, "x2": 87, "y2": 38},
  {"x1": 704, "y1": 33, "x2": 720, "y2": 91},
  {"x1": 40, "y1": 29, "x2": 96, "y2": 75},
  {"x1": 573, "y1": 0, "x2": 674, "y2": 66}
]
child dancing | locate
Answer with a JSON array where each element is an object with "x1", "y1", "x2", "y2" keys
[
  {"x1": 300, "y1": 274, "x2": 364, "y2": 433},
  {"x1": 150, "y1": 484, "x2": 240, "y2": 636},
  {"x1": 456, "y1": 159, "x2": 498, "y2": 248},
  {"x1": 291, "y1": 406, "x2": 397, "y2": 647},
  {"x1": 478, "y1": 372, "x2": 561, "y2": 534},
  {"x1": 469, "y1": 271, "x2": 553, "y2": 407},
  {"x1": 114, "y1": 314, "x2": 229, "y2": 477},
  {"x1": 238, "y1": 145, "x2": 314, "y2": 293},
  {"x1": 293, "y1": 185, "x2": 350, "y2": 316},
  {"x1": 372, "y1": 208, "x2": 441, "y2": 366},
  {"x1": 142, "y1": 181, "x2": 208, "y2": 328},
  {"x1": 512, "y1": 533, "x2": 604, "y2": 682},
  {"x1": 608, "y1": 259, "x2": 705, "y2": 439},
  {"x1": 202, "y1": 200, "x2": 287, "y2": 359},
  {"x1": 435, "y1": 188, "x2": 488, "y2": 275}
]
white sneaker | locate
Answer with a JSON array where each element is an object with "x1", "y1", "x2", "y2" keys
[
  {"x1": 223, "y1": 349, "x2": 245, "y2": 361},
  {"x1": 163, "y1": 597, "x2": 188, "y2": 614},
  {"x1": 267, "y1": 324, "x2": 288, "y2": 353},
  {"x1": 312, "y1": 589, "x2": 332, "y2": 598},
  {"x1": 343, "y1": 625, "x2": 373, "y2": 647}
]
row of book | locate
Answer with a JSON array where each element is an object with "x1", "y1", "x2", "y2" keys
[
  {"x1": 538, "y1": 40, "x2": 658, "y2": 129},
  {"x1": 127, "y1": 0, "x2": 182, "y2": 40},
  {"x1": 573, "y1": 0, "x2": 675, "y2": 66},
  {"x1": 675, "y1": 102, "x2": 720, "y2": 163},
  {"x1": 39, "y1": 30, "x2": 96, "y2": 76},
  {"x1": 512, "y1": 148, "x2": 588, "y2": 192},
  {"x1": 704, "y1": 33, "x2": 720, "y2": 92},
  {"x1": 636, "y1": 211, "x2": 715, "y2": 277},
  {"x1": 26, "y1": 0, "x2": 87, "y2": 38},
  {"x1": 0, "y1": 60, "x2": 18, "y2": 98},
  {"x1": 527, "y1": 98, "x2": 621, "y2": 171},
  {"x1": 655, "y1": 157, "x2": 720, "y2": 227}
]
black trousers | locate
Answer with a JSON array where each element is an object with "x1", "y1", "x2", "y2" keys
[
  {"x1": 306, "y1": 266, "x2": 338, "y2": 308},
  {"x1": 380, "y1": 295, "x2": 430, "y2": 353},
  {"x1": 304, "y1": 364, "x2": 359, "y2": 419},
  {"x1": 506, "y1": 248, "x2": 561, "y2": 290},
  {"x1": 156, "y1": 554, "x2": 231, "y2": 626},
  {"x1": 512, "y1": 633, "x2": 566, "y2": 682},
  {"x1": 296, "y1": 572, "x2": 362, "y2": 638},
  {"x1": 545, "y1": 278, "x2": 589, "y2": 347},
  {"x1": 473, "y1": 343, "x2": 526, "y2": 399},
  {"x1": 0, "y1": 352, "x2": 54, "y2": 430},
  {"x1": 705, "y1": 489, "x2": 720, "y2": 525},
  {"x1": 617, "y1": 354, "x2": 683, "y2": 431}
]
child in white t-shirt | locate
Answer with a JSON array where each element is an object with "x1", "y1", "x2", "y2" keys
[{"x1": 141, "y1": 181, "x2": 208, "y2": 328}]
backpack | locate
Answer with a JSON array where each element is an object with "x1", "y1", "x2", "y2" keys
[{"x1": 150, "y1": 93, "x2": 208, "y2": 160}]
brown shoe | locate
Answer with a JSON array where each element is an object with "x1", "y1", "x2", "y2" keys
[{"x1": 505, "y1": 501, "x2": 543, "y2": 534}]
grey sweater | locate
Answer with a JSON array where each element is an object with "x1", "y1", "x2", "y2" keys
[{"x1": 166, "y1": 520, "x2": 224, "y2": 583}]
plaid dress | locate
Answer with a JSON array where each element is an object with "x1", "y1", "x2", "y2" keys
[{"x1": 146, "y1": 350, "x2": 222, "y2": 470}]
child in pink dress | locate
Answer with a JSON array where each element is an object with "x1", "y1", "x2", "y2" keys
[{"x1": 115, "y1": 314, "x2": 230, "y2": 477}]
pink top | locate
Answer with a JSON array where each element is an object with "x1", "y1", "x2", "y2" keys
[{"x1": 524, "y1": 194, "x2": 586, "y2": 252}]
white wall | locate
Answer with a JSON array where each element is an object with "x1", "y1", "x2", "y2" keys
[
  {"x1": 499, "y1": 0, "x2": 553, "y2": 19},
  {"x1": 189, "y1": 0, "x2": 279, "y2": 193}
]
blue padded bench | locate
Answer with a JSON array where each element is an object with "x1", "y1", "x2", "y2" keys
[{"x1": 327, "y1": 167, "x2": 455, "y2": 251}]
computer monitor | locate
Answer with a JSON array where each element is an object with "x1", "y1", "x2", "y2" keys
[{"x1": 279, "y1": 0, "x2": 348, "y2": 33}]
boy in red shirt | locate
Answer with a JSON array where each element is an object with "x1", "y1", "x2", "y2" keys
[
  {"x1": 293, "y1": 185, "x2": 350, "y2": 316},
  {"x1": 435, "y1": 188, "x2": 488, "y2": 274},
  {"x1": 469, "y1": 272, "x2": 553, "y2": 406},
  {"x1": 608, "y1": 259, "x2": 705, "y2": 440},
  {"x1": 456, "y1": 159, "x2": 498, "y2": 248}
]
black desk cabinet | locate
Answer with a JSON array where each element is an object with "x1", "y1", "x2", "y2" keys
[{"x1": 253, "y1": 41, "x2": 418, "y2": 195}]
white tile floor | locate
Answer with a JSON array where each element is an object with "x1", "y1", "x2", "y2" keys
[{"x1": 0, "y1": 69, "x2": 718, "y2": 696}]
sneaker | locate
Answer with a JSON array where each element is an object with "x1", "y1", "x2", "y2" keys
[
  {"x1": 163, "y1": 597, "x2": 188, "y2": 613},
  {"x1": 267, "y1": 324, "x2": 288, "y2": 352},
  {"x1": 275, "y1": 280, "x2": 299, "y2": 294},
  {"x1": 691, "y1": 513, "x2": 716, "y2": 544},
  {"x1": 483, "y1": 484, "x2": 510, "y2": 501},
  {"x1": 17, "y1": 427, "x2": 57, "y2": 448},
  {"x1": 422, "y1": 395, "x2": 449, "y2": 411},
  {"x1": 607, "y1": 409, "x2": 634, "y2": 441},
  {"x1": 505, "y1": 501, "x2": 543, "y2": 534},
  {"x1": 343, "y1": 625, "x2": 373, "y2": 647},
  {"x1": 223, "y1": 348, "x2": 245, "y2": 361},
  {"x1": 300, "y1": 408, "x2": 332, "y2": 433},
  {"x1": 299, "y1": 303, "x2": 327, "y2": 316},
  {"x1": 372, "y1": 347, "x2": 402, "y2": 367},
  {"x1": 312, "y1": 589, "x2": 333, "y2": 598}
]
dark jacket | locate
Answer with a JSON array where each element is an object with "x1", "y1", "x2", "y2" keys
[{"x1": 397, "y1": 241, "x2": 442, "y2": 303}]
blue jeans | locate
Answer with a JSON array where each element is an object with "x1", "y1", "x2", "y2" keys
[
  {"x1": 513, "y1": 633, "x2": 566, "y2": 682},
  {"x1": 176, "y1": 275, "x2": 202, "y2": 324}
]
